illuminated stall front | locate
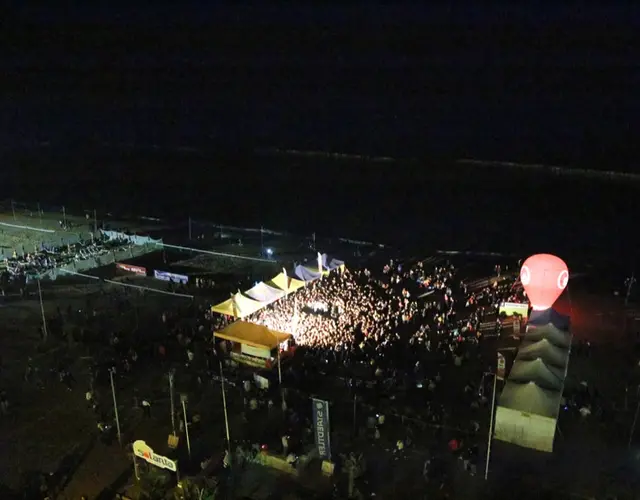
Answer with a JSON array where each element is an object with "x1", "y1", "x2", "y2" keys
[{"x1": 214, "y1": 321, "x2": 292, "y2": 369}]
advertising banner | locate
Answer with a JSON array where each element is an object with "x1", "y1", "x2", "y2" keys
[
  {"x1": 116, "y1": 262, "x2": 147, "y2": 276},
  {"x1": 312, "y1": 398, "x2": 331, "y2": 460},
  {"x1": 499, "y1": 302, "x2": 530, "y2": 319},
  {"x1": 241, "y1": 343, "x2": 272, "y2": 359},
  {"x1": 154, "y1": 269, "x2": 189, "y2": 284},
  {"x1": 133, "y1": 440, "x2": 177, "y2": 472},
  {"x1": 230, "y1": 351, "x2": 269, "y2": 369}
]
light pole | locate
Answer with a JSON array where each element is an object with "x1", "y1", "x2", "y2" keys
[
  {"x1": 109, "y1": 367, "x2": 122, "y2": 445},
  {"x1": 260, "y1": 226, "x2": 264, "y2": 255},
  {"x1": 219, "y1": 361, "x2": 232, "y2": 462},
  {"x1": 181, "y1": 394, "x2": 192, "y2": 460},
  {"x1": 169, "y1": 369, "x2": 176, "y2": 435},
  {"x1": 485, "y1": 371, "x2": 498, "y2": 480},
  {"x1": 11, "y1": 200, "x2": 15, "y2": 221},
  {"x1": 352, "y1": 394, "x2": 357, "y2": 437},
  {"x1": 37, "y1": 278, "x2": 47, "y2": 342},
  {"x1": 629, "y1": 385, "x2": 640, "y2": 449},
  {"x1": 625, "y1": 272, "x2": 636, "y2": 306}
]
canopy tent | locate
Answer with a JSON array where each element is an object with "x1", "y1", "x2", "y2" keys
[
  {"x1": 214, "y1": 321, "x2": 292, "y2": 350},
  {"x1": 498, "y1": 380, "x2": 563, "y2": 419},
  {"x1": 245, "y1": 281, "x2": 286, "y2": 303},
  {"x1": 529, "y1": 308, "x2": 570, "y2": 330},
  {"x1": 267, "y1": 272, "x2": 306, "y2": 294},
  {"x1": 524, "y1": 324, "x2": 572, "y2": 349},
  {"x1": 211, "y1": 292, "x2": 265, "y2": 318},
  {"x1": 319, "y1": 253, "x2": 345, "y2": 271},
  {"x1": 495, "y1": 381, "x2": 563, "y2": 452},
  {"x1": 516, "y1": 339, "x2": 570, "y2": 369},
  {"x1": 497, "y1": 305, "x2": 571, "y2": 453},
  {"x1": 294, "y1": 264, "x2": 325, "y2": 282},
  {"x1": 508, "y1": 359, "x2": 565, "y2": 391}
]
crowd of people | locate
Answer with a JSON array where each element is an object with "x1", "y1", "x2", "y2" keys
[
  {"x1": 0, "y1": 236, "x2": 134, "y2": 290},
  {"x1": 248, "y1": 259, "x2": 520, "y2": 367},
  {"x1": 3, "y1": 248, "x2": 529, "y2": 499},
  {"x1": 237, "y1": 258, "x2": 526, "y2": 492}
]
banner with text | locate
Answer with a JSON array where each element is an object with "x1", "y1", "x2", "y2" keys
[
  {"x1": 312, "y1": 398, "x2": 331, "y2": 461},
  {"x1": 499, "y1": 302, "x2": 530, "y2": 319},
  {"x1": 116, "y1": 262, "x2": 147, "y2": 276},
  {"x1": 154, "y1": 269, "x2": 189, "y2": 284}
]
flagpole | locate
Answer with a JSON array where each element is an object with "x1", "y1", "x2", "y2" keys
[
  {"x1": 231, "y1": 292, "x2": 238, "y2": 319},
  {"x1": 485, "y1": 372, "x2": 497, "y2": 480}
]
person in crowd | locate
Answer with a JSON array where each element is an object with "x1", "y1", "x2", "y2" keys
[{"x1": 142, "y1": 399, "x2": 152, "y2": 418}]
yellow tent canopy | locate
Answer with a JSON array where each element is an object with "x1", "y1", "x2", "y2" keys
[
  {"x1": 267, "y1": 272, "x2": 306, "y2": 294},
  {"x1": 214, "y1": 321, "x2": 292, "y2": 350},
  {"x1": 211, "y1": 292, "x2": 265, "y2": 318}
]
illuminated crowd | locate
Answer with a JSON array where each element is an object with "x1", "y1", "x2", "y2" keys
[{"x1": 248, "y1": 260, "x2": 485, "y2": 355}]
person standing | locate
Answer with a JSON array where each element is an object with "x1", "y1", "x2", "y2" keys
[{"x1": 142, "y1": 399, "x2": 151, "y2": 418}]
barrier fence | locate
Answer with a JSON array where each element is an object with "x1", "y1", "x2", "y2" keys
[
  {"x1": 1, "y1": 199, "x2": 386, "y2": 250},
  {"x1": 27, "y1": 243, "x2": 157, "y2": 283}
]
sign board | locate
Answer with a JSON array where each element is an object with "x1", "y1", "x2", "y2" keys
[
  {"x1": 167, "y1": 434, "x2": 179, "y2": 449},
  {"x1": 116, "y1": 262, "x2": 147, "y2": 276},
  {"x1": 133, "y1": 440, "x2": 177, "y2": 472},
  {"x1": 499, "y1": 302, "x2": 529, "y2": 319},
  {"x1": 154, "y1": 269, "x2": 189, "y2": 284},
  {"x1": 241, "y1": 343, "x2": 272, "y2": 359},
  {"x1": 513, "y1": 318, "x2": 521, "y2": 335},
  {"x1": 497, "y1": 352, "x2": 506, "y2": 381},
  {"x1": 231, "y1": 351, "x2": 269, "y2": 369},
  {"x1": 321, "y1": 460, "x2": 335, "y2": 476},
  {"x1": 312, "y1": 398, "x2": 331, "y2": 460}
]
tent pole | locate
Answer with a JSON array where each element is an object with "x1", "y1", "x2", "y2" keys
[
  {"x1": 277, "y1": 347, "x2": 282, "y2": 385},
  {"x1": 629, "y1": 385, "x2": 640, "y2": 449},
  {"x1": 485, "y1": 372, "x2": 497, "y2": 480}
]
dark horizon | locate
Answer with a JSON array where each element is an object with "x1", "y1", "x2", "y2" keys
[
  {"x1": 2, "y1": 4, "x2": 639, "y2": 266},
  {"x1": 3, "y1": 5, "x2": 639, "y2": 170}
]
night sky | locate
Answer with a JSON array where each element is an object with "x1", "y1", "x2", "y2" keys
[{"x1": 2, "y1": 5, "x2": 639, "y2": 259}]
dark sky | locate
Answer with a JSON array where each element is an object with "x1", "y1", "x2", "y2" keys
[{"x1": 3, "y1": 5, "x2": 639, "y2": 169}]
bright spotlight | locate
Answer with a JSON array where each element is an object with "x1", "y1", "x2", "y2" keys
[{"x1": 266, "y1": 248, "x2": 274, "y2": 256}]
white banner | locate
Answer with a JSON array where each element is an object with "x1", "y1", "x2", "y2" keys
[
  {"x1": 133, "y1": 440, "x2": 177, "y2": 472},
  {"x1": 241, "y1": 343, "x2": 272, "y2": 359}
]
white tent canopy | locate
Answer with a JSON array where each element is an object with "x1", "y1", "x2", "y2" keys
[
  {"x1": 524, "y1": 324, "x2": 572, "y2": 348},
  {"x1": 499, "y1": 381, "x2": 562, "y2": 419},
  {"x1": 495, "y1": 381, "x2": 563, "y2": 453},
  {"x1": 244, "y1": 282, "x2": 286, "y2": 304},
  {"x1": 508, "y1": 358, "x2": 565, "y2": 391},
  {"x1": 517, "y1": 338, "x2": 570, "y2": 369}
]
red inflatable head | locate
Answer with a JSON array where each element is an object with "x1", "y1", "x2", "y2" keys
[{"x1": 520, "y1": 254, "x2": 569, "y2": 311}]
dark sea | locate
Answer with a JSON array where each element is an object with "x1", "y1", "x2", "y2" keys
[{"x1": 1, "y1": 6, "x2": 638, "y2": 269}]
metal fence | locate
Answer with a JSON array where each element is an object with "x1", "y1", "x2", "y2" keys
[
  {"x1": 30, "y1": 243, "x2": 157, "y2": 283},
  {"x1": 2, "y1": 199, "x2": 387, "y2": 251}
]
